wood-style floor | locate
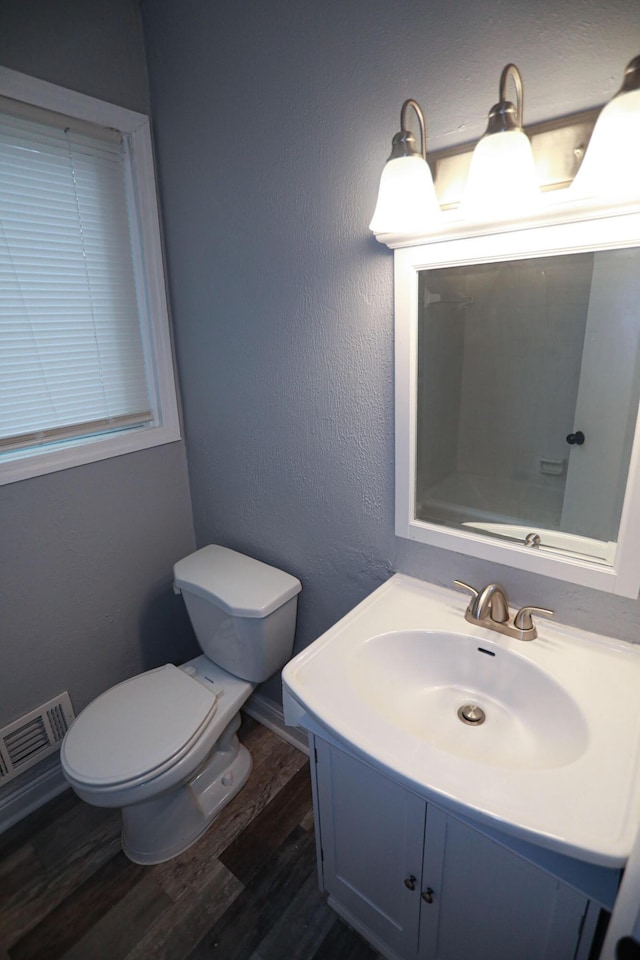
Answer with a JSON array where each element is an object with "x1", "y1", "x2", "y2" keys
[{"x1": 0, "y1": 718, "x2": 381, "y2": 960}]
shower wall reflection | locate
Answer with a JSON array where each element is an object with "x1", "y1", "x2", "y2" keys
[{"x1": 416, "y1": 249, "x2": 640, "y2": 557}]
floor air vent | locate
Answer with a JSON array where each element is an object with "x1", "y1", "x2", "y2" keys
[{"x1": 0, "y1": 693, "x2": 75, "y2": 785}]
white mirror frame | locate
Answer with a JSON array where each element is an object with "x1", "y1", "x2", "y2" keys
[{"x1": 394, "y1": 201, "x2": 640, "y2": 597}]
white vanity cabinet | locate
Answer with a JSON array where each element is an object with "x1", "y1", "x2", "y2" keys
[{"x1": 312, "y1": 736, "x2": 608, "y2": 960}]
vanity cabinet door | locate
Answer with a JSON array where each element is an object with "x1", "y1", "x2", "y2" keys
[
  {"x1": 419, "y1": 805, "x2": 590, "y2": 960},
  {"x1": 313, "y1": 737, "x2": 592, "y2": 960},
  {"x1": 314, "y1": 738, "x2": 426, "y2": 959}
]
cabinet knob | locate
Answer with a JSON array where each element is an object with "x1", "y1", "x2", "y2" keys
[
  {"x1": 421, "y1": 887, "x2": 434, "y2": 904},
  {"x1": 404, "y1": 875, "x2": 417, "y2": 891}
]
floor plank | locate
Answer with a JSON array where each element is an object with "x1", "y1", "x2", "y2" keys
[
  {"x1": 0, "y1": 844, "x2": 43, "y2": 912},
  {"x1": 186, "y1": 826, "x2": 318, "y2": 960},
  {"x1": 59, "y1": 875, "x2": 172, "y2": 960},
  {"x1": 31, "y1": 800, "x2": 120, "y2": 871},
  {"x1": 1, "y1": 805, "x2": 121, "y2": 949},
  {"x1": 0, "y1": 792, "x2": 78, "y2": 861},
  {"x1": 314, "y1": 922, "x2": 386, "y2": 960},
  {"x1": 248, "y1": 868, "x2": 336, "y2": 960},
  {"x1": 220, "y1": 764, "x2": 313, "y2": 886},
  {"x1": 123, "y1": 859, "x2": 242, "y2": 960},
  {"x1": 8, "y1": 851, "x2": 145, "y2": 960},
  {"x1": 0, "y1": 721, "x2": 379, "y2": 960}
]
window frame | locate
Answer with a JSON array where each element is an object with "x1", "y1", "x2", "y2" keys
[{"x1": 0, "y1": 67, "x2": 181, "y2": 485}]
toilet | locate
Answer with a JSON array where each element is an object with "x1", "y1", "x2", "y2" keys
[{"x1": 60, "y1": 545, "x2": 301, "y2": 864}]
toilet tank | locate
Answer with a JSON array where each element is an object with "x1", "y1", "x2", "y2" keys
[{"x1": 173, "y1": 545, "x2": 302, "y2": 682}]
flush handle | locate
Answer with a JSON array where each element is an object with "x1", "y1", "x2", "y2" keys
[
  {"x1": 422, "y1": 887, "x2": 435, "y2": 904},
  {"x1": 566, "y1": 430, "x2": 585, "y2": 445},
  {"x1": 404, "y1": 875, "x2": 417, "y2": 891}
]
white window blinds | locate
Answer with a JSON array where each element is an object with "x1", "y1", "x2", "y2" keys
[{"x1": 0, "y1": 100, "x2": 153, "y2": 455}]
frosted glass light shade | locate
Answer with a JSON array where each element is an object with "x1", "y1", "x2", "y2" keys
[
  {"x1": 571, "y1": 87, "x2": 640, "y2": 201},
  {"x1": 369, "y1": 155, "x2": 441, "y2": 236},
  {"x1": 460, "y1": 129, "x2": 540, "y2": 222}
]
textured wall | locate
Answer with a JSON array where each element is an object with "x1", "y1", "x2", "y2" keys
[
  {"x1": 141, "y1": 0, "x2": 640, "y2": 680},
  {"x1": 0, "y1": 0, "x2": 197, "y2": 729},
  {"x1": 0, "y1": 0, "x2": 151, "y2": 113}
]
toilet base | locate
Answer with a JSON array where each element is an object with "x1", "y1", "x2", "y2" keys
[{"x1": 121, "y1": 713, "x2": 252, "y2": 864}]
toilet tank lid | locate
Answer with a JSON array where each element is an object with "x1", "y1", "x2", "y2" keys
[{"x1": 173, "y1": 545, "x2": 301, "y2": 617}]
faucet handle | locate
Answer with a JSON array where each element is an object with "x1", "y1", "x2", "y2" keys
[
  {"x1": 454, "y1": 580, "x2": 479, "y2": 605},
  {"x1": 514, "y1": 605, "x2": 555, "y2": 631}
]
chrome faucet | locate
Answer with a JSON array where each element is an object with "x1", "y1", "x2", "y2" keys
[{"x1": 454, "y1": 580, "x2": 554, "y2": 641}]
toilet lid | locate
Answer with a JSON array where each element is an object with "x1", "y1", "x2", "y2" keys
[{"x1": 62, "y1": 664, "x2": 218, "y2": 787}]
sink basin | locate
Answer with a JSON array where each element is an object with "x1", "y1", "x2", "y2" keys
[
  {"x1": 349, "y1": 630, "x2": 588, "y2": 769},
  {"x1": 282, "y1": 573, "x2": 640, "y2": 867}
]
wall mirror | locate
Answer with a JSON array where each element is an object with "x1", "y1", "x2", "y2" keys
[{"x1": 394, "y1": 206, "x2": 640, "y2": 596}]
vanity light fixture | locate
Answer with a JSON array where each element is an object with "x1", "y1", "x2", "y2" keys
[
  {"x1": 571, "y1": 55, "x2": 640, "y2": 201},
  {"x1": 368, "y1": 98, "x2": 441, "y2": 236},
  {"x1": 370, "y1": 54, "x2": 640, "y2": 244},
  {"x1": 460, "y1": 63, "x2": 540, "y2": 222}
]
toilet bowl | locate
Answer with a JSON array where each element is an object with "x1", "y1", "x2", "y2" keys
[{"x1": 60, "y1": 546, "x2": 301, "y2": 864}]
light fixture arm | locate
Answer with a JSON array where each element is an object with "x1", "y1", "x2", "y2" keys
[
  {"x1": 483, "y1": 62, "x2": 525, "y2": 136},
  {"x1": 618, "y1": 54, "x2": 640, "y2": 95},
  {"x1": 499, "y1": 63, "x2": 524, "y2": 127},
  {"x1": 387, "y1": 98, "x2": 427, "y2": 161}
]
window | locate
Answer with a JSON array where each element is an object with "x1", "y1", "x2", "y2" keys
[{"x1": 0, "y1": 68, "x2": 180, "y2": 485}]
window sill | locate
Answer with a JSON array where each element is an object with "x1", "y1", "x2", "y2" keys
[{"x1": 0, "y1": 423, "x2": 182, "y2": 485}]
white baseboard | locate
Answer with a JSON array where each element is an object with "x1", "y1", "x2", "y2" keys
[
  {"x1": 244, "y1": 692, "x2": 310, "y2": 756},
  {"x1": 0, "y1": 753, "x2": 69, "y2": 834}
]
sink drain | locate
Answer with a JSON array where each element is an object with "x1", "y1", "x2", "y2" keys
[{"x1": 457, "y1": 703, "x2": 486, "y2": 725}]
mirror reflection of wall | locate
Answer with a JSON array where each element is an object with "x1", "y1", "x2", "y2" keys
[{"x1": 416, "y1": 248, "x2": 640, "y2": 558}]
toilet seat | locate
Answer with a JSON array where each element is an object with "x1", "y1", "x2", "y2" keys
[{"x1": 61, "y1": 664, "x2": 218, "y2": 789}]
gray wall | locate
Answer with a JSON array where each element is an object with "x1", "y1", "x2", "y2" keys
[
  {"x1": 141, "y1": 0, "x2": 640, "y2": 693},
  {"x1": 0, "y1": 0, "x2": 151, "y2": 114},
  {"x1": 0, "y1": 0, "x2": 197, "y2": 733}
]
